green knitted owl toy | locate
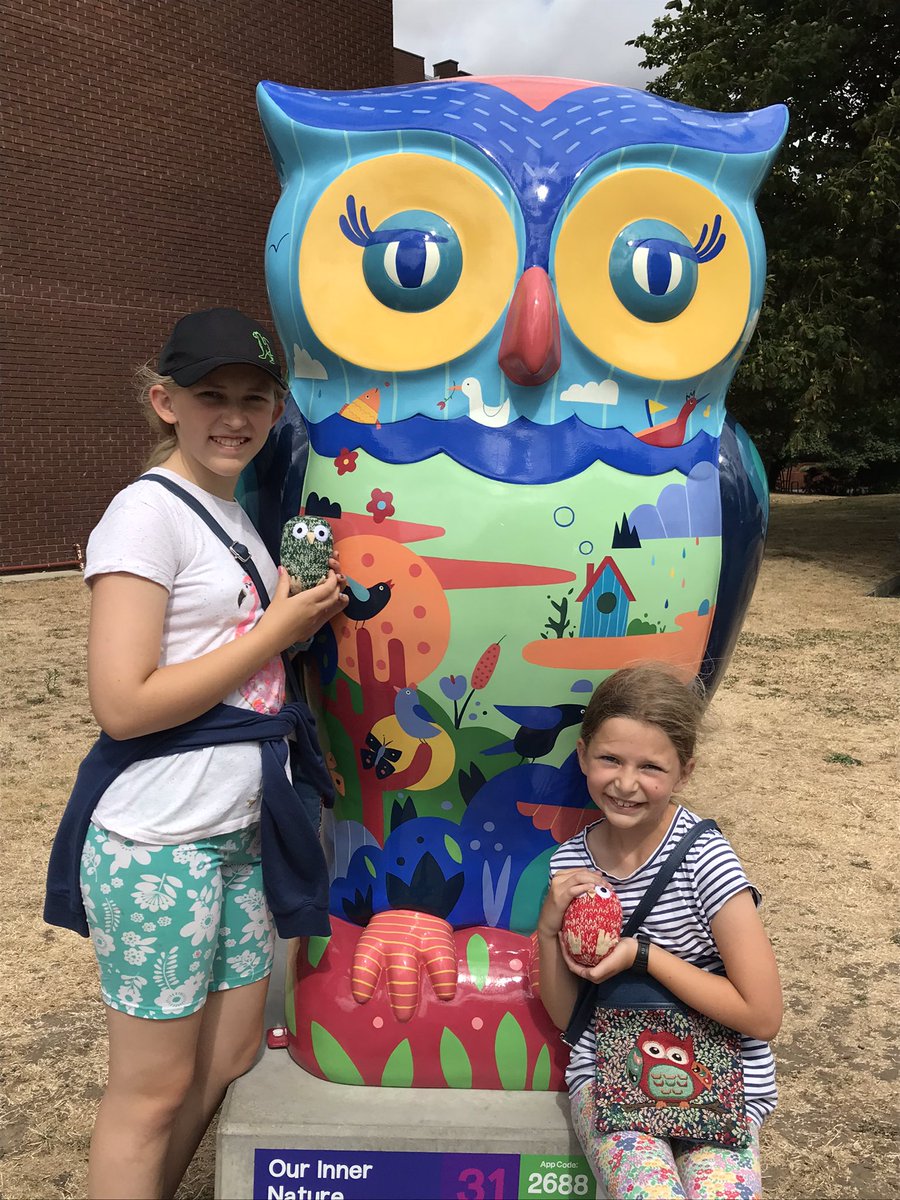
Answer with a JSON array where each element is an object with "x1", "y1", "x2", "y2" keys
[{"x1": 279, "y1": 516, "x2": 334, "y2": 593}]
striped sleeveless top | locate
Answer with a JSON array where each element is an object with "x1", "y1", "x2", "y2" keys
[{"x1": 549, "y1": 806, "x2": 777, "y2": 1125}]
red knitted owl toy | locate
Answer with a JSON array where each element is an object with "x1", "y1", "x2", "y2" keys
[{"x1": 561, "y1": 881, "x2": 623, "y2": 967}]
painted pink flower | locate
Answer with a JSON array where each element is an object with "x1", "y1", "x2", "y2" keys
[
  {"x1": 366, "y1": 488, "x2": 395, "y2": 523},
  {"x1": 334, "y1": 448, "x2": 358, "y2": 475}
]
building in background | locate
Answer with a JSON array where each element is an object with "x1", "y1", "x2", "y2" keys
[
  {"x1": 433, "y1": 59, "x2": 471, "y2": 79},
  {"x1": 394, "y1": 47, "x2": 426, "y2": 84},
  {"x1": 2, "y1": 0, "x2": 399, "y2": 570}
]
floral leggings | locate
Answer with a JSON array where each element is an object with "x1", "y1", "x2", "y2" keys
[{"x1": 571, "y1": 1084, "x2": 762, "y2": 1199}]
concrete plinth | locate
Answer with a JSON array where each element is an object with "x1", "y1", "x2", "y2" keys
[
  {"x1": 217, "y1": 1051, "x2": 585, "y2": 1198},
  {"x1": 215, "y1": 944, "x2": 598, "y2": 1200}
]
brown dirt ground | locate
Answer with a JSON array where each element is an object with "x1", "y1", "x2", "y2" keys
[{"x1": 1, "y1": 494, "x2": 898, "y2": 1200}]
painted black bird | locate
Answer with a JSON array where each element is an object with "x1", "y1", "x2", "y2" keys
[
  {"x1": 482, "y1": 703, "x2": 586, "y2": 762},
  {"x1": 343, "y1": 576, "x2": 393, "y2": 624}
]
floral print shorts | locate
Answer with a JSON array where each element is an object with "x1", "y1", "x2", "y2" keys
[{"x1": 80, "y1": 821, "x2": 275, "y2": 1020}]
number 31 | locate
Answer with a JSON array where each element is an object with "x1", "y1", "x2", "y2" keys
[{"x1": 456, "y1": 1166, "x2": 506, "y2": 1199}]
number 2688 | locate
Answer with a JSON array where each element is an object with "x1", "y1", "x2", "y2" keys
[{"x1": 526, "y1": 1170, "x2": 591, "y2": 1197}]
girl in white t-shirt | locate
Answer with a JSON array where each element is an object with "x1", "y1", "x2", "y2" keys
[
  {"x1": 537, "y1": 665, "x2": 782, "y2": 1200},
  {"x1": 70, "y1": 309, "x2": 348, "y2": 1199}
]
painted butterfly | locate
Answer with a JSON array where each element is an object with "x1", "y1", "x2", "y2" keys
[{"x1": 360, "y1": 732, "x2": 402, "y2": 779}]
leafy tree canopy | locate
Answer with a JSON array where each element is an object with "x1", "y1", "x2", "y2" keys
[{"x1": 631, "y1": 0, "x2": 900, "y2": 488}]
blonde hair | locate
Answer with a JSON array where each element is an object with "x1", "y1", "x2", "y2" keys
[
  {"x1": 133, "y1": 359, "x2": 287, "y2": 472},
  {"x1": 134, "y1": 360, "x2": 178, "y2": 470},
  {"x1": 581, "y1": 664, "x2": 707, "y2": 767}
]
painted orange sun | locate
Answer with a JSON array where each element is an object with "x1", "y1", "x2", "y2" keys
[{"x1": 333, "y1": 535, "x2": 450, "y2": 685}]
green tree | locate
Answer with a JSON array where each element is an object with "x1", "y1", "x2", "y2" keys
[{"x1": 631, "y1": 0, "x2": 900, "y2": 489}]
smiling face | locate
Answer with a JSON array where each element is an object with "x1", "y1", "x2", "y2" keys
[
  {"x1": 149, "y1": 364, "x2": 284, "y2": 498},
  {"x1": 577, "y1": 716, "x2": 694, "y2": 844}
]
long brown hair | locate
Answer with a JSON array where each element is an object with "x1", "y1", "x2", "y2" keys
[{"x1": 581, "y1": 664, "x2": 706, "y2": 767}]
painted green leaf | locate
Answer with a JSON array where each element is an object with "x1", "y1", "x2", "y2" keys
[
  {"x1": 531, "y1": 1043, "x2": 551, "y2": 1091},
  {"x1": 310, "y1": 1022, "x2": 364, "y2": 1085},
  {"x1": 380, "y1": 1038, "x2": 414, "y2": 1087},
  {"x1": 307, "y1": 935, "x2": 330, "y2": 969},
  {"x1": 440, "y1": 1027, "x2": 473, "y2": 1088},
  {"x1": 364, "y1": 855, "x2": 377, "y2": 877},
  {"x1": 466, "y1": 933, "x2": 490, "y2": 992},
  {"x1": 444, "y1": 834, "x2": 463, "y2": 863},
  {"x1": 495, "y1": 1011, "x2": 529, "y2": 1090}
]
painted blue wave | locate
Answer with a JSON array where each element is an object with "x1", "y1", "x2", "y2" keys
[{"x1": 307, "y1": 413, "x2": 718, "y2": 486}]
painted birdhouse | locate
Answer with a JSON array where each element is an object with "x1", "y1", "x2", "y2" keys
[{"x1": 576, "y1": 557, "x2": 635, "y2": 638}]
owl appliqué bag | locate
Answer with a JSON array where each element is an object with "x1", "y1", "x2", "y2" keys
[
  {"x1": 590, "y1": 971, "x2": 750, "y2": 1148},
  {"x1": 564, "y1": 820, "x2": 752, "y2": 1150}
]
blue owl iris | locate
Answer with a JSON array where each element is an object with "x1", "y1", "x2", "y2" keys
[
  {"x1": 340, "y1": 195, "x2": 463, "y2": 313},
  {"x1": 610, "y1": 215, "x2": 725, "y2": 323}
]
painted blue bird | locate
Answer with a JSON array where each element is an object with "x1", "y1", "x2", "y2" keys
[
  {"x1": 393, "y1": 685, "x2": 442, "y2": 742},
  {"x1": 343, "y1": 575, "x2": 392, "y2": 624},
  {"x1": 483, "y1": 703, "x2": 586, "y2": 762}
]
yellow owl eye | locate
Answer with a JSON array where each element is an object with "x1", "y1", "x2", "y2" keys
[
  {"x1": 554, "y1": 168, "x2": 752, "y2": 380},
  {"x1": 298, "y1": 154, "x2": 518, "y2": 372}
]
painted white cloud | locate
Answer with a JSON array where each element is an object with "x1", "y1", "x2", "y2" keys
[
  {"x1": 293, "y1": 345, "x2": 328, "y2": 380},
  {"x1": 561, "y1": 380, "x2": 620, "y2": 406},
  {"x1": 393, "y1": 0, "x2": 666, "y2": 87}
]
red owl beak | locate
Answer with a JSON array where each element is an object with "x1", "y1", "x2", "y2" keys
[{"x1": 498, "y1": 266, "x2": 561, "y2": 386}]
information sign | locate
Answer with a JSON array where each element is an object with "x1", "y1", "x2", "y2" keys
[{"x1": 253, "y1": 1148, "x2": 597, "y2": 1200}]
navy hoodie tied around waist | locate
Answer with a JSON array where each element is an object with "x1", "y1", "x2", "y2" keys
[{"x1": 44, "y1": 702, "x2": 335, "y2": 940}]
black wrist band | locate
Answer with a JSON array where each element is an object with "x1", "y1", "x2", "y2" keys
[{"x1": 633, "y1": 932, "x2": 651, "y2": 974}]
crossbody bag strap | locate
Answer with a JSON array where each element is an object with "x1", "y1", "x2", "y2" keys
[
  {"x1": 621, "y1": 817, "x2": 720, "y2": 937},
  {"x1": 143, "y1": 473, "x2": 272, "y2": 604},
  {"x1": 562, "y1": 817, "x2": 720, "y2": 1047},
  {"x1": 141, "y1": 473, "x2": 303, "y2": 699}
]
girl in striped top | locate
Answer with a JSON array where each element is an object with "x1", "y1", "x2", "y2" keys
[{"x1": 537, "y1": 665, "x2": 781, "y2": 1200}]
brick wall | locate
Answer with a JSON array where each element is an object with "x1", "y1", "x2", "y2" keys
[{"x1": 1, "y1": 0, "x2": 394, "y2": 569}]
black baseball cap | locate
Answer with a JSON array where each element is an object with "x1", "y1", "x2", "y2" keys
[{"x1": 158, "y1": 308, "x2": 286, "y2": 388}]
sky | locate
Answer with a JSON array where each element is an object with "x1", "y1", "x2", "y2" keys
[{"x1": 392, "y1": 0, "x2": 670, "y2": 89}]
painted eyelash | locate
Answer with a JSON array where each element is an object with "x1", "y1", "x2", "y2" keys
[
  {"x1": 339, "y1": 194, "x2": 448, "y2": 248},
  {"x1": 629, "y1": 214, "x2": 726, "y2": 265}
]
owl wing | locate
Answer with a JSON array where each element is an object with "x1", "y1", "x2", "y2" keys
[
  {"x1": 626, "y1": 1046, "x2": 643, "y2": 1085},
  {"x1": 691, "y1": 1062, "x2": 714, "y2": 1094}
]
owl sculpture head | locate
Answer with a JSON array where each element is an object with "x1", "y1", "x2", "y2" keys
[
  {"x1": 256, "y1": 79, "x2": 785, "y2": 433},
  {"x1": 252, "y1": 77, "x2": 787, "y2": 683},
  {"x1": 253, "y1": 77, "x2": 787, "y2": 1090}
]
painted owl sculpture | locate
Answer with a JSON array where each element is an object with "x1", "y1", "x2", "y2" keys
[{"x1": 249, "y1": 75, "x2": 787, "y2": 1091}]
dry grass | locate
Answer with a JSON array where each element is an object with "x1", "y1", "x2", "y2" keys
[{"x1": 1, "y1": 493, "x2": 898, "y2": 1199}]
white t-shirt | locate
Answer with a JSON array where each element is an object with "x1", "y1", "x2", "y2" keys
[
  {"x1": 550, "y1": 806, "x2": 777, "y2": 1125},
  {"x1": 85, "y1": 468, "x2": 286, "y2": 843}
]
